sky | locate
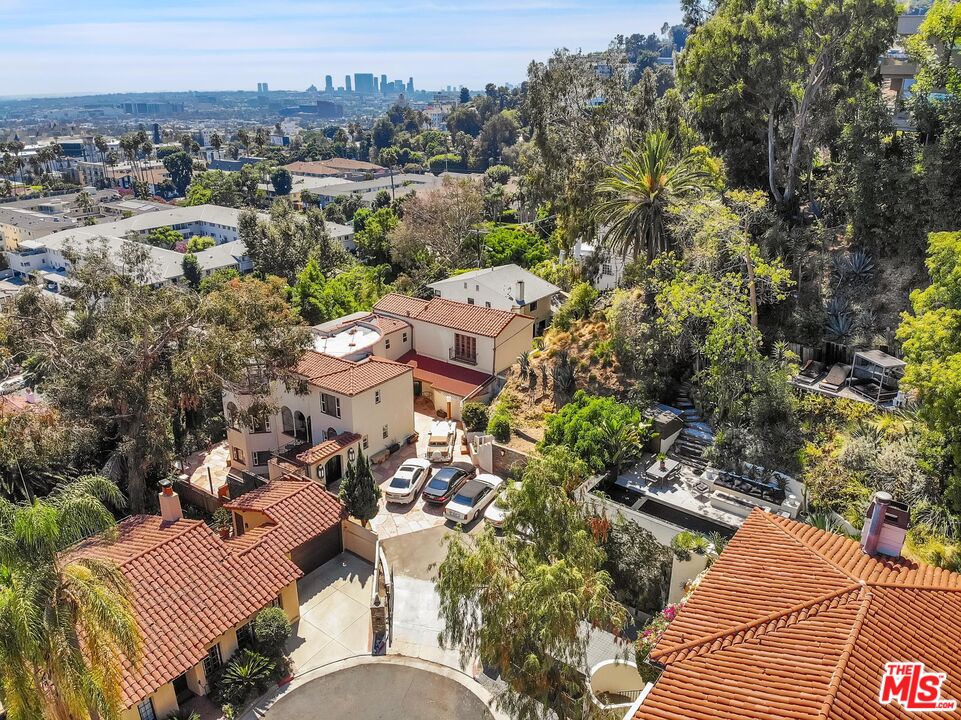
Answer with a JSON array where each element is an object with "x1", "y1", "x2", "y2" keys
[{"x1": 0, "y1": 0, "x2": 681, "y2": 97}]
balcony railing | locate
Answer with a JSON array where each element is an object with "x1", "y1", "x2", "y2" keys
[{"x1": 449, "y1": 348, "x2": 478, "y2": 365}]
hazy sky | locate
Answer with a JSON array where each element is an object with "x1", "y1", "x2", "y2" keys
[{"x1": 0, "y1": 0, "x2": 681, "y2": 97}]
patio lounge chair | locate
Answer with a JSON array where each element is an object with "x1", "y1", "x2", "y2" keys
[
  {"x1": 820, "y1": 363, "x2": 851, "y2": 393},
  {"x1": 795, "y1": 359, "x2": 825, "y2": 385}
]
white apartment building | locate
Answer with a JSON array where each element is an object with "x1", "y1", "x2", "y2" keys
[{"x1": 4, "y1": 204, "x2": 354, "y2": 288}]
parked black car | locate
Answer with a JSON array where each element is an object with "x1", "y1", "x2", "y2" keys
[{"x1": 421, "y1": 462, "x2": 476, "y2": 504}]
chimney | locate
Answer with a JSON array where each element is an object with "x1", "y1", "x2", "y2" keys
[
  {"x1": 516, "y1": 279, "x2": 525, "y2": 304},
  {"x1": 158, "y1": 479, "x2": 183, "y2": 524},
  {"x1": 860, "y1": 491, "x2": 910, "y2": 557}
]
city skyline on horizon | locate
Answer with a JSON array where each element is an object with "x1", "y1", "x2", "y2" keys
[{"x1": 0, "y1": 0, "x2": 681, "y2": 98}]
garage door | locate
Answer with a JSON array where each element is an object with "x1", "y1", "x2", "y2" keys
[{"x1": 291, "y1": 525, "x2": 342, "y2": 574}]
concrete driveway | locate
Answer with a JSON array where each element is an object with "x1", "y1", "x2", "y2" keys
[
  {"x1": 381, "y1": 524, "x2": 487, "y2": 671},
  {"x1": 285, "y1": 552, "x2": 374, "y2": 675}
]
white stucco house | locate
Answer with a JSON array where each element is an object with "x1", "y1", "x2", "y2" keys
[{"x1": 427, "y1": 264, "x2": 560, "y2": 335}]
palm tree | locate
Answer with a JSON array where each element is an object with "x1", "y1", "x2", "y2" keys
[
  {"x1": 93, "y1": 135, "x2": 109, "y2": 187},
  {"x1": 0, "y1": 475, "x2": 141, "y2": 720},
  {"x1": 594, "y1": 131, "x2": 710, "y2": 263},
  {"x1": 378, "y1": 147, "x2": 398, "y2": 201},
  {"x1": 599, "y1": 417, "x2": 643, "y2": 477},
  {"x1": 210, "y1": 132, "x2": 223, "y2": 159}
]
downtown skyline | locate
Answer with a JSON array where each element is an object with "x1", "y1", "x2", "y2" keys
[{"x1": 0, "y1": 0, "x2": 681, "y2": 98}]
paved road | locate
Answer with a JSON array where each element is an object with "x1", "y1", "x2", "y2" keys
[{"x1": 261, "y1": 661, "x2": 494, "y2": 720}]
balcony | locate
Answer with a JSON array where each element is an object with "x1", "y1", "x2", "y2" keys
[{"x1": 448, "y1": 348, "x2": 478, "y2": 365}]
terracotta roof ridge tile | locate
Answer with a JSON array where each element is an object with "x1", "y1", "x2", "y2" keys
[
  {"x1": 815, "y1": 587, "x2": 874, "y2": 720},
  {"x1": 109, "y1": 516, "x2": 207, "y2": 568},
  {"x1": 753, "y1": 510, "x2": 862, "y2": 582},
  {"x1": 652, "y1": 583, "x2": 863, "y2": 665}
]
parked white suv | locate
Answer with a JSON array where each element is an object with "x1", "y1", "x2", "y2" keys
[
  {"x1": 445, "y1": 473, "x2": 504, "y2": 524},
  {"x1": 426, "y1": 419, "x2": 457, "y2": 463}
]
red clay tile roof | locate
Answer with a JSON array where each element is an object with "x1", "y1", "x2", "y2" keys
[
  {"x1": 294, "y1": 432, "x2": 361, "y2": 465},
  {"x1": 398, "y1": 350, "x2": 493, "y2": 398},
  {"x1": 71, "y1": 515, "x2": 302, "y2": 708},
  {"x1": 374, "y1": 293, "x2": 532, "y2": 337},
  {"x1": 225, "y1": 476, "x2": 346, "y2": 555},
  {"x1": 635, "y1": 509, "x2": 961, "y2": 720},
  {"x1": 293, "y1": 349, "x2": 411, "y2": 396}
]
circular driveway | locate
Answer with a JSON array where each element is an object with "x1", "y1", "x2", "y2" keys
[{"x1": 262, "y1": 658, "x2": 495, "y2": 720}]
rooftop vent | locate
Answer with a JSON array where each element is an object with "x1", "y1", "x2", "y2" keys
[{"x1": 158, "y1": 479, "x2": 183, "y2": 525}]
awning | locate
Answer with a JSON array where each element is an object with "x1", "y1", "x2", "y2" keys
[{"x1": 398, "y1": 350, "x2": 493, "y2": 399}]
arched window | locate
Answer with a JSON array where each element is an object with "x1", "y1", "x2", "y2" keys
[
  {"x1": 327, "y1": 427, "x2": 337, "y2": 441},
  {"x1": 294, "y1": 411, "x2": 308, "y2": 442},
  {"x1": 226, "y1": 402, "x2": 239, "y2": 430},
  {"x1": 281, "y1": 406, "x2": 294, "y2": 435}
]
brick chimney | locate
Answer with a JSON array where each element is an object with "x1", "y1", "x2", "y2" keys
[
  {"x1": 860, "y1": 491, "x2": 910, "y2": 557},
  {"x1": 158, "y1": 479, "x2": 183, "y2": 524}
]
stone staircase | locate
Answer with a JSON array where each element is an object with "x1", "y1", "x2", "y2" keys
[{"x1": 666, "y1": 383, "x2": 714, "y2": 473}]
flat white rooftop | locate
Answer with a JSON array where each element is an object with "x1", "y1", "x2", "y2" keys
[{"x1": 311, "y1": 322, "x2": 382, "y2": 357}]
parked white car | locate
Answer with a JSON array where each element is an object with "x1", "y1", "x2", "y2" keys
[
  {"x1": 426, "y1": 419, "x2": 457, "y2": 463},
  {"x1": 484, "y1": 481, "x2": 521, "y2": 528},
  {"x1": 445, "y1": 473, "x2": 504, "y2": 524},
  {"x1": 384, "y1": 458, "x2": 433, "y2": 504}
]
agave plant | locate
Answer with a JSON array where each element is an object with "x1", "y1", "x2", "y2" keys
[
  {"x1": 551, "y1": 350, "x2": 576, "y2": 394},
  {"x1": 824, "y1": 297, "x2": 850, "y2": 316},
  {"x1": 670, "y1": 530, "x2": 711, "y2": 561},
  {"x1": 518, "y1": 350, "x2": 531, "y2": 378},
  {"x1": 805, "y1": 512, "x2": 847, "y2": 535},
  {"x1": 825, "y1": 311, "x2": 855, "y2": 341},
  {"x1": 221, "y1": 649, "x2": 275, "y2": 703},
  {"x1": 846, "y1": 248, "x2": 876, "y2": 281}
]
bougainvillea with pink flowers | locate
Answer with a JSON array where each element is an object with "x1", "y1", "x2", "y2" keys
[{"x1": 635, "y1": 599, "x2": 687, "y2": 664}]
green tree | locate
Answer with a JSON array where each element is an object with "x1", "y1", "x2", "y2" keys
[
  {"x1": 483, "y1": 225, "x2": 550, "y2": 268},
  {"x1": 436, "y1": 450, "x2": 624, "y2": 720},
  {"x1": 144, "y1": 225, "x2": 183, "y2": 249},
  {"x1": 270, "y1": 167, "x2": 293, "y2": 196},
  {"x1": 543, "y1": 391, "x2": 650, "y2": 472},
  {"x1": 474, "y1": 111, "x2": 520, "y2": 167},
  {"x1": 186, "y1": 235, "x2": 216, "y2": 252},
  {"x1": 678, "y1": 0, "x2": 897, "y2": 204},
  {"x1": 4, "y1": 249, "x2": 310, "y2": 512},
  {"x1": 459, "y1": 86, "x2": 471, "y2": 104},
  {"x1": 446, "y1": 106, "x2": 482, "y2": 137},
  {"x1": 253, "y1": 607, "x2": 291, "y2": 656},
  {"x1": 594, "y1": 131, "x2": 711, "y2": 262},
  {"x1": 239, "y1": 200, "x2": 344, "y2": 282},
  {"x1": 371, "y1": 118, "x2": 395, "y2": 150},
  {"x1": 0, "y1": 475, "x2": 141, "y2": 720},
  {"x1": 162, "y1": 150, "x2": 194, "y2": 195},
  {"x1": 898, "y1": 231, "x2": 961, "y2": 511},
  {"x1": 182, "y1": 252, "x2": 201, "y2": 288},
  {"x1": 353, "y1": 207, "x2": 399, "y2": 266},
  {"x1": 339, "y1": 448, "x2": 380, "y2": 525}
]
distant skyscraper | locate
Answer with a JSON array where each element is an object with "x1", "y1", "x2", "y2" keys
[
  {"x1": 151, "y1": 123, "x2": 161, "y2": 144},
  {"x1": 354, "y1": 73, "x2": 375, "y2": 94},
  {"x1": 380, "y1": 74, "x2": 388, "y2": 94},
  {"x1": 325, "y1": 75, "x2": 333, "y2": 92},
  {"x1": 407, "y1": 77, "x2": 414, "y2": 93},
  {"x1": 373, "y1": 77, "x2": 379, "y2": 93},
  {"x1": 345, "y1": 75, "x2": 352, "y2": 92},
  {"x1": 257, "y1": 82, "x2": 269, "y2": 93}
]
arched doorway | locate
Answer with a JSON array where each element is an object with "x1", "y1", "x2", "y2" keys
[
  {"x1": 294, "y1": 411, "x2": 308, "y2": 442},
  {"x1": 324, "y1": 455, "x2": 343, "y2": 484}
]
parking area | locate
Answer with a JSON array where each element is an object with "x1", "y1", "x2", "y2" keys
[{"x1": 368, "y1": 409, "x2": 478, "y2": 539}]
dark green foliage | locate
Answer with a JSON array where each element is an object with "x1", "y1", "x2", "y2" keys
[
  {"x1": 461, "y1": 402, "x2": 490, "y2": 433},
  {"x1": 486, "y1": 413, "x2": 511, "y2": 442},
  {"x1": 216, "y1": 649, "x2": 275, "y2": 705},
  {"x1": 603, "y1": 520, "x2": 672, "y2": 613},
  {"x1": 253, "y1": 607, "x2": 291, "y2": 656},
  {"x1": 483, "y1": 226, "x2": 550, "y2": 269},
  {"x1": 339, "y1": 447, "x2": 380, "y2": 524},
  {"x1": 270, "y1": 167, "x2": 292, "y2": 195},
  {"x1": 161, "y1": 150, "x2": 194, "y2": 195}
]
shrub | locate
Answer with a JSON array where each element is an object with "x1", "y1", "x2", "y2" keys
[
  {"x1": 253, "y1": 607, "x2": 291, "y2": 656},
  {"x1": 487, "y1": 413, "x2": 511, "y2": 442},
  {"x1": 553, "y1": 282, "x2": 599, "y2": 330},
  {"x1": 461, "y1": 402, "x2": 490, "y2": 432},
  {"x1": 216, "y1": 649, "x2": 275, "y2": 705}
]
